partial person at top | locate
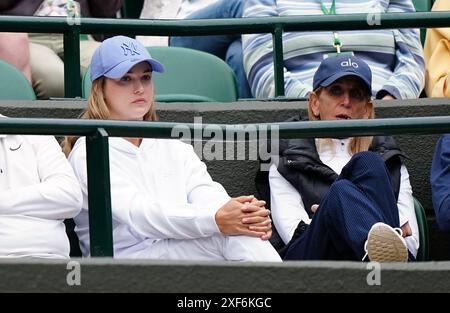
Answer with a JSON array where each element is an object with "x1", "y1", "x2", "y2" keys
[
  {"x1": 430, "y1": 134, "x2": 450, "y2": 231},
  {"x1": 0, "y1": 0, "x2": 123, "y2": 99},
  {"x1": 138, "y1": 0, "x2": 214, "y2": 46},
  {"x1": 0, "y1": 113, "x2": 82, "y2": 259},
  {"x1": 424, "y1": 0, "x2": 450, "y2": 97},
  {"x1": 243, "y1": 0, "x2": 425, "y2": 100},
  {"x1": 139, "y1": 0, "x2": 252, "y2": 99},
  {"x1": 63, "y1": 35, "x2": 281, "y2": 262},
  {"x1": 0, "y1": 32, "x2": 32, "y2": 84}
]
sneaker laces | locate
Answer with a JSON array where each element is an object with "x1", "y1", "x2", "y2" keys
[
  {"x1": 362, "y1": 241, "x2": 369, "y2": 261},
  {"x1": 394, "y1": 227, "x2": 403, "y2": 237}
]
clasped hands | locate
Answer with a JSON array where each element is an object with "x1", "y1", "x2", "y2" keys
[{"x1": 215, "y1": 195, "x2": 272, "y2": 240}]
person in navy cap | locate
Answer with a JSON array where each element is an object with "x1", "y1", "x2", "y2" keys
[
  {"x1": 257, "y1": 55, "x2": 418, "y2": 262},
  {"x1": 62, "y1": 36, "x2": 281, "y2": 262}
]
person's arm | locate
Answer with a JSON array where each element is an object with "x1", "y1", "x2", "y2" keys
[
  {"x1": 396, "y1": 165, "x2": 419, "y2": 256},
  {"x1": 85, "y1": 0, "x2": 123, "y2": 17},
  {"x1": 69, "y1": 141, "x2": 222, "y2": 240},
  {"x1": 0, "y1": 136, "x2": 83, "y2": 220},
  {"x1": 431, "y1": 135, "x2": 450, "y2": 231},
  {"x1": 182, "y1": 142, "x2": 271, "y2": 239},
  {"x1": 242, "y1": 0, "x2": 311, "y2": 99},
  {"x1": 70, "y1": 140, "x2": 268, "y2": 240},
  {"x1": 376, "y1": 0, "x2": 425, "y2": 99},
  {"x1": 269, "y1": 164, "x2": 311, "y2": 244}
]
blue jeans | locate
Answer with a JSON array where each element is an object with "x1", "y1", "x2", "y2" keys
[
  {"x1": 170, "y1": 0, "x2": 252, "y2": 98},
  {"x1": 284, "y1": 151, "x2": 412, "y2": 261}
]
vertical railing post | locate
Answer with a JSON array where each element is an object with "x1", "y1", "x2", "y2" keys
[
  {"x1": 86, "y1": 128, "x2": 114, "y2": 257},
  {"x1": 63, "y1": 24, "x2": 82, "y2": 98},
  {"x1": 272, "y1": 26, "x2": 285, "y2": 98}
]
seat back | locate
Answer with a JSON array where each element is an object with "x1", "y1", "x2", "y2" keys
[
  {"x1": 413, "y1": 0, "x2": 432, "y2": 12},
  {"x1": 414, "y1": 197, "x2": 430, "y2": 261},
  {"x1": 83, "y1": 46, "x2": 239, "y2": 103},
  {"x1": 412, "y1": 0, "x2": 432, "y2": 45},
  {"x1": 0, "y1": 60, "x2": 36, "y2": 100}
]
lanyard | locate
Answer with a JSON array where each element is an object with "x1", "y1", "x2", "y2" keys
[
  {"x1": 320, "y1": 0, "x2": 336, "y2": 15},
  {"x1": 320, "y1": 0, "x2": 341, "y2": 53}
]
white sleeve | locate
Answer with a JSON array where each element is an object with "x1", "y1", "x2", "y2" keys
[
  {"x1": 397, "y1": 164, "x2": 419, "y2": 256},
  {"x1": 183, "y1": 144, "x2": 231, "y2": 213},
  {"x1": 269, "y1": 164, "x2": 311, "y2": 244},
  {"x1": 69, "y1": 142, "x2": 222, "y2": 240},
  {"x1": 0, "y1": 136, "x2": 82, "y2": 220}
]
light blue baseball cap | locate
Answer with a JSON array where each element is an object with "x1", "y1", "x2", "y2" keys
[{"x1": 90, "y1": 35, "x2": 164, "y2": 82}]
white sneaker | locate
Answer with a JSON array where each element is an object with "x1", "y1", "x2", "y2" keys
[{"x1": 363, "y1": 222, "x2": 408, "y2": 262}]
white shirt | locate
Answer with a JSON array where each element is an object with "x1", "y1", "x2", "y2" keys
[
  {"x1": 137, "y1": 0, "x2": 218, "y2": 46},
  {"x1": 69, "y1": 137, "x2": 230, "y2": 258},
  {"x1": 0, "y1": 121, "x2": 82, "y2": 259},
  {"x1": 269, "y1": 138, "x2": 419, "y2": 256}
]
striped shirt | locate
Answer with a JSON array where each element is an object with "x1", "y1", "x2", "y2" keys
[{"x1": 242, "y1": 0, "x2": 425, "y2": 99}]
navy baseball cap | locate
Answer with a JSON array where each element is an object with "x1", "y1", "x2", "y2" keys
[
  {"x1": 313, "y1": 55, "x2": 372, "y2": 93},
  {"x1": 90, "y1": 35, "x2": 164, "y2": 82}
]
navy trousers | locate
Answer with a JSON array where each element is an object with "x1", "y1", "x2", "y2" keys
[{"x1": 284, "y1": 151, "x2": 405, "y2": 261}]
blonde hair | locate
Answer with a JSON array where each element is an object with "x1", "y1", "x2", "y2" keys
[
  {"x1": 62, "y1": 77, "x2": 158, "y2": 156},
  {"x1": 308, "y1": 87, "x2": 374, "y2": 155}
]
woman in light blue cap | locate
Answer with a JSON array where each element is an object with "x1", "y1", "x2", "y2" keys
[{"x1": 63, "y1": 36, "x2": 281, "y2": 261}]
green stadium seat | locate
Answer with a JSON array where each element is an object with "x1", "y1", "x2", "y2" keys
[
  {"x1": 0, "y1": 60, "x2": 36, "y2": 100},
  {"x1": 412, "y1": 0, "x2": 432, "y2": 45},
  {"x1": 413, "y1": 0, "x2": 432, "y2": 12},
  {"x1": 414, "y1": 197, "x2": 430, "y2": 261},
  {"x1": 83, "y1": 46, "x2": 239, "y2": 103}
]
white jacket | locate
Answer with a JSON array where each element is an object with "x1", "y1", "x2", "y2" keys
[
  {"x1": 137, "y1": 0, "x2": 218, "y2": 46},
  {"x1": 0, "y1": 128, "x2": 83, "y2": 259},
  {"x1": 69, "y1": 137, "x2": 230, "y2": 257}
]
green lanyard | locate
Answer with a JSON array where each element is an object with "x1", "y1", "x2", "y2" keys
[
  {"x1": 320, "y1": 0, "x2": 341, "y2": 53},
  {"x1": 320, "y1": 0, "x2": 336, "y2": 15}
]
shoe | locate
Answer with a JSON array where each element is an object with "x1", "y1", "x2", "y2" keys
[{"x1": 364, "y1": 222, "x2": 408, "y2": 262}]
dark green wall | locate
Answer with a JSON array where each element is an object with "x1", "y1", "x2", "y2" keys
[{"x1": 1, "y1": 259, "x2": 450, "y2": 293}]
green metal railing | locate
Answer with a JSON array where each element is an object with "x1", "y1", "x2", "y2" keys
[
  {"x1": 1, "y1": 116, "x2": 450, "y2": 256},
  {"x1": 1, "y1": 11, "x2": 450, "y2": 256},
  {"x1": 1, "y1": 11, "x2": 450, "y2": 97}
]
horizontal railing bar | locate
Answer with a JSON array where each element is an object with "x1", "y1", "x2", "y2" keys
[
  {"x1": 1, "y1": 116, "x2": 450, "y2": 138},
  {"x1": 0, "y1": 12, "x2": 450, "y2": 35}
]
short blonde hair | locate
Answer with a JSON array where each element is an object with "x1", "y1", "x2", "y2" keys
[
  {"x1": 62, "y1": 77, "x2": 157, "y2": 156},
  {"x1": 308, "y1": 87, "x2": 374, "y2": 155}
]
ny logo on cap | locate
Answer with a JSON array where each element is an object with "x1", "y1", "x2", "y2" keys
[
  {"x1": 340, "y1": 58, "x2": 359, "y2": 69},
  {"x1": 121, "y1": 42, "x2": 141, "y2": 57}
]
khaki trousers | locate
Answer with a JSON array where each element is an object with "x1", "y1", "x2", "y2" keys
[{"x1": 29, "y1": 33, "x2": 99, "y2": 99}]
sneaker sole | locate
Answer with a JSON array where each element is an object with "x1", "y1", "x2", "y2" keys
[{"x1": 367, "y1": 224, "x2": 408, "y2": 262}]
